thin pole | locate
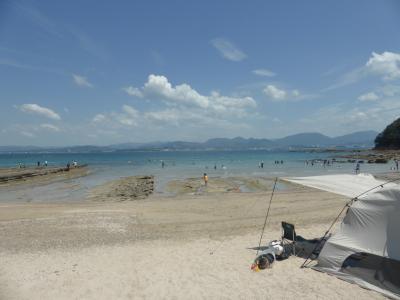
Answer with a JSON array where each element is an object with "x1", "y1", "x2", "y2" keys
[{"x1": 256, "y1": 177, "x2": 278, "y2": 257}]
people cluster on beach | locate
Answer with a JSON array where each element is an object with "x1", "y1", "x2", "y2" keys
[{"x1": 305, "y1": 159, "x2": 334, "y2": 167}]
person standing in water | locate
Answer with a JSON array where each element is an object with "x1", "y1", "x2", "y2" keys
[
  {"x1": 203, "y1": 173, "x2": 208, "y2": 186},
  {"x1": 355, "y1": 162, "x2": 360, "y2": 174}
]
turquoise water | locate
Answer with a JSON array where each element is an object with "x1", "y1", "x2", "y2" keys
[{"x1": 0, "y1": 150, "x2": 395, "y2": 202}]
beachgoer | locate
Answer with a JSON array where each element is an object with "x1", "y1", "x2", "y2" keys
[
  {"x1": 37, "y1": 161, "x2": 40, "y2": 167},
  {"x1": 161, "y1": 160, "x2": 165, "y2": 168},
  {"x1": 261, "y1": 160, "x2": 264, "y2": 168},
  {"x1": 44, "y1": 161, "x2": 48, "y2": 167},
  {"x1": 395, "y1": 159, "x2": 399, "y2": 171},
  {"x1": 203, "y1": 173, "x2": 208, "y2": 186},
  {"x1": 214, "y1": 164, "x2": 217, "y2": 170},
  {"x1": 355, "y1": 163, "x2": 360, "y2": 174},
  {"x1": 66, "y1": 162, "x2": 70, "y2": 171}
]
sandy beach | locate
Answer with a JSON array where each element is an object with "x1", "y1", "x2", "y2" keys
[{"x1": 0, "y1": 174, "x2": 386, "y2": 299}]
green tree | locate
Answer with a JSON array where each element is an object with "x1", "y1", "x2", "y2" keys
[{"x1": 375, "y1": 118, "x2": 400, "y2": 149}]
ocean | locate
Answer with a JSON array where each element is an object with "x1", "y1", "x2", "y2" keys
[{"x1": 0, "y1": 150, "x2": 394, "y2": 202}]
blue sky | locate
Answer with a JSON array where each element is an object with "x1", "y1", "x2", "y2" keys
[{"x1": 1, "y1": 0, "x2": 400, "y2": 146}]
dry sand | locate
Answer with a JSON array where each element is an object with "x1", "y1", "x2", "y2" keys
[{"x1": 0, "y1": 177, "x2": 386, "y2": 300}]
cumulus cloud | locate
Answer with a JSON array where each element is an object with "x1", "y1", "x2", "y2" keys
[
  {"x1": 263, "y1": 85, "x2": 287, "y2": 100},
  {"x1": 358, "y1": 92, "x2": 379, "y2": 102},
  {"x1": 123, "y1": 86, "x2": 143, "y2": 98},
  {"x1": 92, "y1": 114, "x2": 107, "y2": 123},
  {"x1": 115, "y1": 105, "x2": 139, "y2": 126},
  {"x1": 327, "y1": 51, "x2": 400, "y2": 90},
  {"x1": 18, "y1": 104, "x2": 61, "y2": 120},
  {"x1": 91, "y1": 75, "x2": 258, "y2": 137},
  {"x1": 144, "y1": 109, "x2": 181, "y2": 125},
  {"x1": 92, "y1": 105, "x2": 139, "y2": 128},
  {"x1": 72, "y1": 74, "x2": 93, "y2": 88},
  {"x1": 40, "y1": 123, "x2": 60, "y2": 132},
  {"x1": 263, "y1": 85, "x2": 307, "y2": 101},
  {"x1": 211, "y1": 38, "x2": 247, "y2": 62},
  {"x1": 143, "y1": 74, "x2": 209, "y2": 108},
  {"x1": 252, "y1": 69, "x2": 276, "y2": 77},
  {"x1": 366, "y1": 51, "x2": 400, "y2": 80},
  {"x1": 124, "y1": 74, "x2": 256, "y2": 115}
]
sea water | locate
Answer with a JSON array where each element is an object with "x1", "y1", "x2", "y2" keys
[{"x1": 0, "y1": 150, "x2": 394, "y2": 202}]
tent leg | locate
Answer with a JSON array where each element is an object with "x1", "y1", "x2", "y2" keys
[{"x1": 293, "y1": 232, "x2": 295, "y2": 256}]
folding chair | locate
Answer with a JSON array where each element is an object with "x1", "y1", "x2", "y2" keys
[{"x1": 281, "y1": 221, "x2": 297, "y2": 256}]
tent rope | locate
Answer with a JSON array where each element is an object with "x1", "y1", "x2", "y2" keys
[
  {"x1": 255, "y1": 177, "x2": 278, "y2": 257},
  {"x1": 301, "y1": 176, "x2": 400, "y2": 268},
  {"x1": 208, "y1": 178, "x2": 276, "y2": 256}
]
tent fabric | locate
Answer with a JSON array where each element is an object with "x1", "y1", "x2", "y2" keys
[
  {"x1": 283, "y1": 174, "x2": 400, "y2": 299},
  {"x1": 282, "y1": 173, "x2": 391, "y2": 198},
  {"x1": 314, "y1": 184, "x2": 400, "y2": 299}
]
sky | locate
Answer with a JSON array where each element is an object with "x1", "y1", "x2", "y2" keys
[{"x1": 1, "y1": 0, "x2": 400, "y2": 146}]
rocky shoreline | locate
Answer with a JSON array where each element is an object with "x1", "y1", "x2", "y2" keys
[
  {"x1": 335, "y1": 149, "x2": 400, "y2": 164},
  {"x1": 88, "y1": 175, "x2": 155, "y2": 201},
  {"x1": 0, "y1": 165, "x2": 89, "y2": 186}
]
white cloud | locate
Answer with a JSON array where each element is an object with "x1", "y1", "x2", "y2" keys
[
  {"x1": 263, "y1": 85, "x2": 287, "y2": 100},
  {"x1": 122, "y1": 105, "x2": 139, "y2": 119},
  {"x1": 327, "y1": 51, "x2": 400, "y2": 90},
  {"x1": 366, "y1": 51, "x2": 400, "y2": 80},
  {"x1": 20, "y1": 131, "x2": 35, "y2": 138},
  {"x1": 263, "y1": 85, "x2": 310, "y2": 102},
  {"x1": 72, "y1": 74, "x2": 93, "y2": 88},
  {"x1": 92, "y1": 114, "x2": 107, "y2": 123},
  {"x1": 144, "y1": 109, "x2": 181, "y2": 125},
  {"x1": 211, "y1": 38, "x2": 247, "y2": 62},
  {"x1": 252, "y1": 69, "x2": 276, "y2": 77},
  {"x1": 143, "y1": 74, "x2": 209, "y2": 108},
  {"x1": 125, "y1": 74, "x2": 256, "y2": 115},
  {"x1": 18, "y1": 104, "x2": 61, "y2": 120},
  {"x1": 358, "y1": 92, "x2": 379, "y2": 102},
  {"x1": 40, "y1": 123, "x2": 60, "y2": 132},
  {"x1": 92, "y1": 105, "x2": 139, "y2": 128},
  {"x1": 123, "y1": 86, "x2": 143, "y2": 98}
]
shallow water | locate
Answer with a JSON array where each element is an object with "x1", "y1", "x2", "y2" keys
[{"x1": 0, "y1": 150, "x2": 395, "y2": 202}]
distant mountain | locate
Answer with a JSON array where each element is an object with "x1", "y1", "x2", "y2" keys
[
  {"x1": 272, "y1": 131, "x2": 378, "y2": 148},
  {"x1": 0, "y1": 145, "x2": 111, "y2": 153},
  {"x1": 203, "y1": 137, "x2": 274, "y2": 150},
  {"x1": 273, "y1": 133, "x2": 332, "y2": 147},
  {"x1": 0, "y1": 130, "x2": 379, "y2": 153},
  {"x1": 333, "y1": 130, "x2": 378, "y2": 146}
]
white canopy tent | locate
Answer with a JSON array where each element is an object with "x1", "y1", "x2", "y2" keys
[
  {"x1": 283, "y1": 173, "x2": 393, "y2": 198},
  {"x1": 283, "y1": 173, "x2": 400, "y2": 299}
]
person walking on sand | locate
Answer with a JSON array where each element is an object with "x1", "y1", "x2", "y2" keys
[
  {"x1": 203, "y1": 173, "x2": 208, "y2": 186},
  {"x1": 395, "y1": 159, "x2": 399, "y2": 171}
]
